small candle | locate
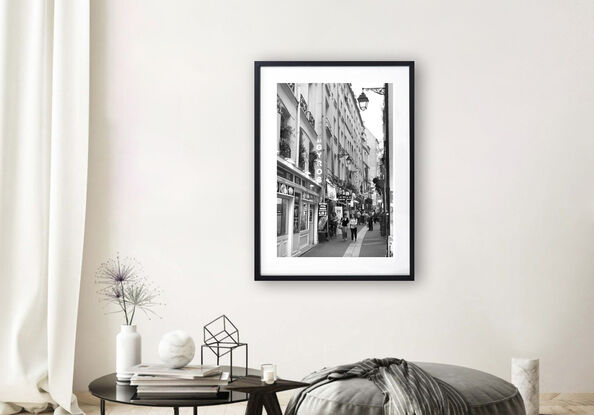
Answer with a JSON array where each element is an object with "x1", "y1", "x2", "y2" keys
[
  {"x1": 263, "y1": 370, "x2": 275, "y2": 384},
  {"x1": 261, "y1": 363, "x2": 277, "y2": 384}
]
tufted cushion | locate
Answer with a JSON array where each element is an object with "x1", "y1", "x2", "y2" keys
[{"x1": 292, "y1": 362, "x2": 526, "y2": 415}]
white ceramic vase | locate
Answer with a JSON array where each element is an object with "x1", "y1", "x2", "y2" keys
[{"x1": 116, "y1": 325, "x2": 141, "y2": 381}]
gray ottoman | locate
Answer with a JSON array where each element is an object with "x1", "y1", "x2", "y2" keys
[{"x1": 291, "y1": 362, "x2": 526, "y2": 415}]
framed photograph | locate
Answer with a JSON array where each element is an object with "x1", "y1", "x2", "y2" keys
[{"x1": 255, "y1": 61, "x2": 414, "y2": 281}]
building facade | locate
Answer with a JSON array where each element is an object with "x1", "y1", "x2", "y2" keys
[
  {"x1": 364, "y1": 127, "x2": 382, "y2": 209},
  {"x1": 276, "y1": 83, "x2": 322, "y2": 257},
  {"x1": 276, "y1": 83, "x2": 369, "y2": 256},
  {"x1": 317, "y1": 83, "x2": 368, "y2": 218}
]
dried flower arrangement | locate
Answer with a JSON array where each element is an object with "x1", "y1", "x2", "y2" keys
[{"x1": 95, "y1": 254, "x2": 163, "y2": 325}]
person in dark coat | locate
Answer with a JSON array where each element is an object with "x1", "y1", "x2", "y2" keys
[{"x1": 340, "y1": 214, "x2": 349, "y2": 241}]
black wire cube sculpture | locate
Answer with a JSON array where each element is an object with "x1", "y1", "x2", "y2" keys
[
  {"x1": 200, "y1": 315, "x2": 248, "y2": 379},
  {"x1": 204, "y1": 315, "x2": 239, "y2": 344}
]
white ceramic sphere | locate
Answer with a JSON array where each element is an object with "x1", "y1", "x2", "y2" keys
[{"x1": 158, "y1": 330, "x2": 195, "y2": 368}]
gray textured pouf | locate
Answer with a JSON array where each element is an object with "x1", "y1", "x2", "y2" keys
[{"x1": 290, "y1": 362, "x2": 526, "y2": 415}]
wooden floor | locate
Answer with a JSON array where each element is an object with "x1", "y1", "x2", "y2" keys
[
  {"x1": 76, "y1": 392, "x2": 594, "y2": 415},
  {"x1": 540, "y1": 394, "x2": 594, "y2": 415}
]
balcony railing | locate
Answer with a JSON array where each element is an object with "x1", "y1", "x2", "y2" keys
[
  {"x1": 300, "y1": 94, "x2": 315, "y2": 129},
  {"x1": 300, "y1": 95, "x2": 308, "y2": 112},
  {"x1": 287, "y1": 83, "x2": 295, "y2": 93}
]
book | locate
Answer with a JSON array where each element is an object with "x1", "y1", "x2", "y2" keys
[
  {"x1": 135, "y1": 392, "x2": 219, "y2": 399},
  {"x1": 129, "y1": 364, "x2": 222, "y2": 379},
  {"x1": 130, "y1": 393, "x2": 229, "y2": 404},
  {"x1": 137, "y1": 386, "x2": 219, "y2": 394},
  {"x1": 135, "y1": 386, "x2": 221, "y2": 400},
  {"x1": 131, "y1": 372, "x2": 230, "y2": 386}
]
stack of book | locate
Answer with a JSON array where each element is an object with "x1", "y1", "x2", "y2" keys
[{"x1": 128, "y1": 364, "x2": 230, "y2": 402}]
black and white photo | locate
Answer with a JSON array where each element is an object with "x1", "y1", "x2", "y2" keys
[{"x1": 255, "y1": 62, "x2": 414, "y2": 280}]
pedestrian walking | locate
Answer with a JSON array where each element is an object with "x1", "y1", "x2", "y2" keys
[
  {"x1": 368, "y1": 215, "x2": 374, "y2": 231},
  {"x1": 349, "y1": 215, "x2": 358, "y2": 241},
  {"x1": 340, "y1": 214, "x2": 349, "y2": 241},
  {"x1": 329, "y1": 214, "x2": 338, "y2": 239}
]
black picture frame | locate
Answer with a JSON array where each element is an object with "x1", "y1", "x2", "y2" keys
[{"x1": 255, "y1": 61, "x2": 414, "y2": 281}]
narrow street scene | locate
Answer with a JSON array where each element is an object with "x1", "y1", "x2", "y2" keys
[{"x1": 276, "y1": 82, "x2": 393, "y2": 257}]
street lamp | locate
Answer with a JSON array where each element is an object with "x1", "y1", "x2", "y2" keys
[
  {"x1": 357, "y1": 91, "x2": 369, "y2": 111},
  {"x1": 357, "y1": 87, "x2": 386, "y2": 112}
]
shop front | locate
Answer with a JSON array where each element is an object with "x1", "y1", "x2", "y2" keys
[
  {"x1": 277, "y1": 165, "x2": 321, "y2": 257},
  {"x1": 292, "y1": 191, "x2": 317, "y2": 255},
  {"x1": 336, "y1": 190, "x2": 354, "y2": 219},
  {"x1": 276, "y1": 183, "x2": 293, "y2": 257}
]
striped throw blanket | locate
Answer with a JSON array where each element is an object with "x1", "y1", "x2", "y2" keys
[{"x1": 286, "y1": 358, "x2": 469, "y2": 415}]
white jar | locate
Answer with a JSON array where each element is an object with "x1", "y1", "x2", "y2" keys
[{"x1": 116, "y1": 325, "x2": 141, "y2": 381}]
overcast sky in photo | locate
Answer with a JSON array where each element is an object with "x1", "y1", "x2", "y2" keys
[{"x1": 350, "y1": 83, "x2": 384, "y2": 146}]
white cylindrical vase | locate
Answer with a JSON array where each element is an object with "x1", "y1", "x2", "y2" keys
[
  {"x1": 116, "y1": 325, "x2": 141, "y2": 381},
  {"x1": 511, "y1": 358, "x2": 539, "y2": 415}
]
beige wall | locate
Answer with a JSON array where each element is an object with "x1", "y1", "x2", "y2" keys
[{"x1": 74, "y1": 0, "x2": 594, "y2": 392}]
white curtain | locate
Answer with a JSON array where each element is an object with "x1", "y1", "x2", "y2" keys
[{"x1": 0, "y1": 1, "x2": 89, "y2": 414}]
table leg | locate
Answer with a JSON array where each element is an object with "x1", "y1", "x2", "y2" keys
[
  {"x1": 173, "y1": 407, "x2": 179, "y2": 415},
  {"x1": 245, "y1": 393, "x2": 264, "y2": 415},
  {"x1": 193, "y1": 407, "x2": 197, "y2": 415},
  {"x1": 262, "y1": 394, "x2": 282, "y2": 415},
  {"x1": 100, "y1": 399, "x2": 105, "y2": 415}
]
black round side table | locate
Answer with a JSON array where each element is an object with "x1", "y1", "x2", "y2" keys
[
  {"x1": 89, "y1": 366, "x2": 256, "y2": 415},
  {"x1": 89, "y1": 366, "x2": 308, "y2": 415}
]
